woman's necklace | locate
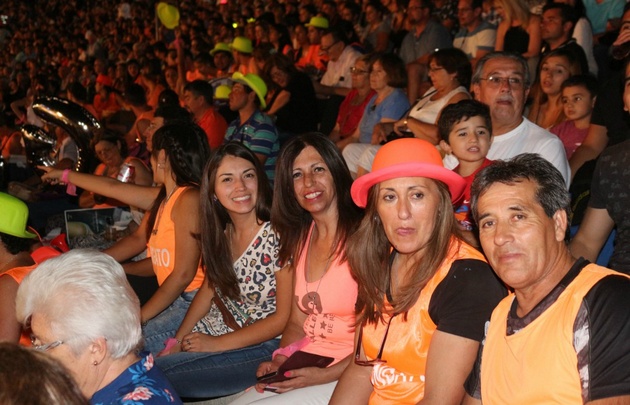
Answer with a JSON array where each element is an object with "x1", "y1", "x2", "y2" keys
[
  {"x1": 151, "y1": 186, "x2": 179, "y2": 235},
  {"x1": 304, "y1": 228, "x2": 333, "y2": 308}
]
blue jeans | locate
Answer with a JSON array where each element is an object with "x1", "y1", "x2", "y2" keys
[
  {"x1": 142, "y1": 290, "x2": 197, "y2": 355},
  {"x1": 155, "y1": 338, "x2": 280, "y2": 399}
]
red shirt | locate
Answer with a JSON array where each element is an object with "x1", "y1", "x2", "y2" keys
[{"x1": 197, "y1": 107, "x2": 227, "y2": 149}]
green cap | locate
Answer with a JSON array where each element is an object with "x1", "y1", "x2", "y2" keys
[
  {"x1": 0, "y1": 193, "x2": 36, "y2": 238},
  {"x1": 230, "y1": 37, "x2": 253, "y2": 54},
  {"x1": 305, "y1": 16, "x2": 329, "y2": 29},
  {"x1": 232, "y1": 72, "x2": 267, "y2": 109},
  {"x1": 210, "y1": 43, "x2": 232, "y2": 56},
  {"x1": 215, "y1": 84, "x2": 232, "y2": 100}
]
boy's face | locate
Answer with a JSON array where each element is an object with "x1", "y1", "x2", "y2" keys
[
  {"x1": 441, "y1": 115, "x2": 491, "y2": 164},
  {"x1": 561, "y1": 85, "x2": 595, "y2": 122}
]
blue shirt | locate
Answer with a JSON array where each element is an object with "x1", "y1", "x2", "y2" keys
[
  {"x1": 225, "y1": 110, "x2": 280, "y2": 183},
  {"x1": 358, "y1": 89, "x2": 410, "y2": 144},
  {"x1": 91, "y1": 353, "x2": 182, "y2": 405}
]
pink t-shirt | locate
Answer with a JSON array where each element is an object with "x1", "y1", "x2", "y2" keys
[
  {"x1": 550, "y1": 120, "x2": 588, "y2": 159},
  {"x1": 294, "y1": 223, "x2": 357, "y2": 364}
]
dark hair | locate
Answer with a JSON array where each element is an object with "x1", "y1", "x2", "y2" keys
[
  {"x1": 90, "y1": 128, "x2": 128, "y2": 157},
  {"x1": 184, "y1": 80, "x2": 214, "y2": 105},
  {"x1": 349, "y1": 179, "x2": 457, "y2": 323},
  {"x1": 145, "y1": 122, "x2": 211, "y2": 239},
  {"x1": 472, "y1": 51, "x2": 531, "y2": 88},
  {"x1": 542, "y1": 3, "x2": 578, "y2": 26},
  {"x1": 0, "y1": 232, "x2": 34, "y2": 255},
  {"x1": 322, "y1": 26, "x2": 349, "y2": 45},
  {"x1": 67, "y1": 82, "x2": 88, "y2": 104},
  {"x1": 546, "y1": 0, "x2": 586, "y2": 18},
  {"x1": 430, "y1": 48, "x2": 473, "y2": 89},
  {"x1": 471, "y1": 0, "x2": 483, "y2": 10},
  {"x1": 0, "y1": 342, "x2": 89, "y2": 405},
  {"x1": 194, "y1": 53, "x2": 213, "y2": 67},
  {"x1": 265, "y1": 53, "x2": 299, "y2": 77},
  {"x1": 271, "y1": 133, "x2": 362, "y2": 265},
  {"x1": 438, "y1": 99, "x2": 492, "y2": 144},
  {"x1": 560, "y1": 73, "x2": 598, "y2": 97},
  {"x1": 200, "y1": 142, "x2": 272, "y2": 300},
  {"x1": 470, "y1": 153, "x2": 571, "y2": 223},
  {"x1": 123, "y1": 83, "x2": 147, "y2": 107},
  {"x1": 154, "y1": 105, "x2": 192, "y2": 123},
  {"x1": 157, "y1": 89, "x2": 181, "y2": 108},
  {"x1": 373, "y1": 53, "x2": 408, "y2": 89}
]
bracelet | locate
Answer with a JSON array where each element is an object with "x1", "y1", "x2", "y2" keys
[
  {"x1": 272, "y1": 336, "x2": 310, "y2": 360},
  {"x1": 61, "y1": 169, "x2": 77, "y2": 196}
]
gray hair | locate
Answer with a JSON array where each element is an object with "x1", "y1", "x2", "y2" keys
[
  {"x1": 16, "y1": 250, "x2": 142, "y2": 359},
  {"x1": 471, "y1": 51, "x2": 531, "y2": 88},
  {"x1": 471, "y1": 154, "x2": 571, "y2": 223}
]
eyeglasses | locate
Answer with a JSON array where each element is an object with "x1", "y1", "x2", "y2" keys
[
  {"x1": 354, "y1": 314, "x2": 398, "y2": 366},
  {"x1": 479, "y1": 76, "x2": 524, "y2": 89},
  {"x1": 350, "y1": 67, "x2": 369, "y2": 75},
  {"x1": 31, "y1": 335, "x2": 64, "y2": 352},
  {"x1": 320, "y1": 41, "x2": 339, "y2": 53},
  {"x1": 428, "y1": 66, "x2": 445, "y2": 73}
]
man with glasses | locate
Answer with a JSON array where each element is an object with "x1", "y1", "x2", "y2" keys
[
  {"x1": 314, "y1": 27, "x2": 362, "y2": 134},
  {"x1": 445, "y1": 51, "x2": 570, "y2": 187},
  {"x1": 453, "y1": 0, "x2": 496, "y2": 69}
]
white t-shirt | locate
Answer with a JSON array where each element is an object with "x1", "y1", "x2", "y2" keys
[
  {"x1": 320, "y1": 45, "x2": 362, "y2": 89},
  {"x1": 444, "y1": 117, "x2": 571, "y2": 188}
]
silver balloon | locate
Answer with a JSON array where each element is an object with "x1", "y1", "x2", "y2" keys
[
  {"x1": 20, "y1": 124, "x2": 57, "y2": 167},
  {"x1": 32, "y1": 96, "x2": 101, "y2": 173}
]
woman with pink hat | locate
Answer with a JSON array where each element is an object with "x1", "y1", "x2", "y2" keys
[{"x1": 330, "y1": 138, "x2": 506, "y2": 405}]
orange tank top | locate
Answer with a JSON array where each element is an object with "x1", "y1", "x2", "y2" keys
[
  {"x1": 147, "y1": 187, "x2": 204, "y2": 291},
  {"x1": 363, "y1": 238, "x2": 486, "y2": 404},
  {"x1": 480, "y1": 263, "x2": 629, "y2": 404},
  {"x1": 2, "y1": 265, "x2": 37, "y2": 346}
]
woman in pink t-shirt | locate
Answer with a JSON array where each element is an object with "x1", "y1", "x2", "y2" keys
[{"x1": 233, "y1": 133, "x2": 363, "y2": 404}]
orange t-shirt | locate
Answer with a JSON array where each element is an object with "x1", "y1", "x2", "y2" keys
[
  {"x1": 480, "y1": 264, "x2": 629, "y2": 404},
  {"x1": 362, "y1": 239, "x2": 486, "y2": 405},
  {"x1": 2, "y1": 264, "x2": 37, "y2": 346},
  {"x1": 197, "y1": 107, "x2": 227, "y2": 150},
  {"x1": 147, "y1": 187, "x2": 204, "y2": 291}
]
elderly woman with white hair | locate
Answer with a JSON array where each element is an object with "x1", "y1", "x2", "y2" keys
[{"x1": 16, "y1": 250, "x2": 182, "y2": 404}]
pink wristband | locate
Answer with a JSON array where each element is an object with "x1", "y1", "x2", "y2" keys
[
  {"x1": 61, "y1": 169, "x2": 77, "y2": 196},
  {"x1": 272, "y1": 336, "x2": 310, "y2": 360}
]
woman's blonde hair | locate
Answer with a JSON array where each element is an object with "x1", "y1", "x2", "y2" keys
[{"x1": 495, "y1": 0, "x2": 531, "y2": 27}]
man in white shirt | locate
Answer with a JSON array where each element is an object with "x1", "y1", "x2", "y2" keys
[{"x1": 445, "y1": 52, "x2": 570, "y2": 187}]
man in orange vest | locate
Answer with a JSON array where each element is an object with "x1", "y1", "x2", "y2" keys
[{"x1": 463, "y1": 154, "x2": 630, "y2": 405}]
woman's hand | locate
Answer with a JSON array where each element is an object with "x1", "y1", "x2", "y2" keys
[
  {"x1": 254, "y1": 355, "x2": 288, "y2": 392},
  {"x1": 260, "y1": 366, "x2": 332, "y2": 394},
  {"x1": 370, "y1": 123, "x2": 387, "y2": 145},
  {"x1": 180, "y1": 332, "x2": 228, "y2": 353},
  {"x1": 38, "y1": 165, "x2": 64, "y2": 184},
  {"x1": 392, "y1": 118, "x2": 407, "y2": 136},
  {"x1": 157, "y1": 340, "x2": 182, "y2": 357}
]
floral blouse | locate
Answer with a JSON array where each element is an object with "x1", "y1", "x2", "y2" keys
[{"x1": 91, "y1": 353, "x2": 181, "y2": 405}]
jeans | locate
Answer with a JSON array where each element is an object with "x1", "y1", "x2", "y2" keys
[
  {"x1": 155, "y1": 338, "x2": 280, "y2": 399},
  {"x1": 142, "y1": 290, "x2": 197, "y2": 355}
]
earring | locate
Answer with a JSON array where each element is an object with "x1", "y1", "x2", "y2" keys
[
  {"x1": 212, "y1": 195, "x2": 218, "y2": 202},
  {"x1": 157, "y1": 163, "x2": 165, "y2": 169},
  {"x1": 93, "y1": 361, "x2": 98, "y2": 366}
]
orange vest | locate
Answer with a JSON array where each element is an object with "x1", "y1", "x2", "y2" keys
[
  {"x1": 2, "y1": 265, "x2": 37, "y2": 346},
  {"x1": 147, "y1": 187, "x2": 204, "y2": 291},
  {"x1": 480, "y1": 263, "x2": 629, "y2": 404},
  {"x1": 363, "y1": 238, "x2": 486, "y2": 404}
]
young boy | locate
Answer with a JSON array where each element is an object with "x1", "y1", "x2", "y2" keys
[
  {"x1": 550, "y1": 74, "x2": 598, "y2": 159},
  {"x1": 438, "y1": 99, "x2": 492, "y2": 241}
]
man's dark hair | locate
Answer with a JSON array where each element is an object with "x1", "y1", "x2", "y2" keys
[
  {"x1": 184, "y1": 80, "x2": 214, "y2": 105},
  {"x1": 471, "y1": 154, "x2": 571, "y2": 223},
  {"x1": 0, "y1": 232, "x2": 34, "y2": 255},
  {"x1": 560, "y1": 74, "x2": 598, "y2": 97},
  {"x1": 542, "y1": 3, "x2": 578, "y2": 26},
  {"x1": 438, "y1": 99, "x2": 492, "y2": 144},
  {"x1": 154, "y1": 105, "x2": 192, "y2": 123},
  {"x1": 322, "y1": 26, "x2": 349, "y2": 45},
  {"x1": 123, "y1": 83, "x2": 147, "y2": 106}
]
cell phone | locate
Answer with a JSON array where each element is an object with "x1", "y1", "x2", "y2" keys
[{"x1": 256, "y1": 351, "x2": 334, "y2": 385}]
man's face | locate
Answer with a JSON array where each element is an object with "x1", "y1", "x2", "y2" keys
[
  {"x1": 320, "y1": 33, "x2": 343, "y2": 61},
  {"x1": 408, "y1": 0, "x2": 427, "y2": 25},
  {"x1": 308, "y1": 26, "x2": 322, "y2": 45},
  {"x1": 623, "y1": 63, "x2": 630, "y2": 112},
  {"x1": 457, "y1": 0, "x2": 478, "y2": 28},
  {"x1": 472, "y1": 57, "x2": 529, "y2": 133},
  {"x1": 541, "y1": 8, "x2": 567, "y2": 43},
  {"x1": 476, "y1": 179, "x2": 567, "y2": 291},
  {"x1": 183, "y1": 90, "x2": 203, "y2": 115},
  {"x1": 229, "y1": 83, "x2": 251, "y2": 111},
  {"x1": 214, "y1": 52, "x2": 231, "y2": 71}
]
